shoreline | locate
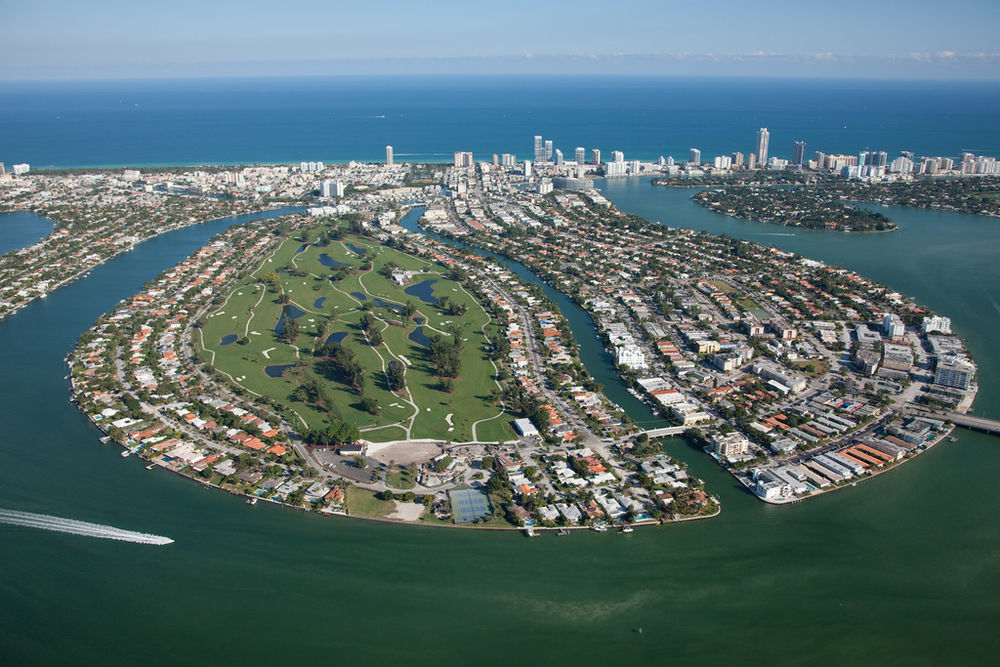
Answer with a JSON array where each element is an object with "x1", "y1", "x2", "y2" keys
[
  {"x1": 0, "y1": 201, "x2": 276, "y2": 322},
  {"x1": 747, "y1": 422, "x2": 958, "y2": 505},
  {"x1": 107, "y1": 431, "x2": 718, "y2": 532}
]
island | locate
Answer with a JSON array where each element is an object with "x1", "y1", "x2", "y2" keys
[
  {"x1": 692, "y1": 186, "x2": 897, "y2": 231},
  {"x1": 64, "y1": 178, "x2": 716, "y2": 530},
  {"x1": 655, "y1": 173, "x2": 1000, "y2": 231}
]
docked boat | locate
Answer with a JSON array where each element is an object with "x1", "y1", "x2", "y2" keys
[
  {"x1": 246, "y1": 497, "x2": 258, "y2": 505},
  {"x1": 524, "y1": 527, "x2": 538, "y2": 538},
  {"x1": 120, "y1": 450, "x2": 131, "y2": 458},
  {"x1": 591, "y1": 524, "x2": 608, "y2": 533}
]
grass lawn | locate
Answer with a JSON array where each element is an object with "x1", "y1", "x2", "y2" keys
[
  {"x1": 790, "y1": 359, "x2": 831, "y2": 378},
  {"x1": 708, "y1": 280, "x2": 737, "y2": 294},
  {"x1": 200, "y1": 223, "x2": 514, "y2": 443},
  {"x1": 420, "y1": 509, "x2": 453, "y2": 525},
  {"x1": 386, "y1": 464, "x2": 417, "y2": 490},
  {"x1": 344, "y1": 486, "x2": 394, "y2": 518}
]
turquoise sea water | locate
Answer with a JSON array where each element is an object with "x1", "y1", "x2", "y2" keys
[{"x1": 0, "y1": 77, "x2": 999, "y2": 664}]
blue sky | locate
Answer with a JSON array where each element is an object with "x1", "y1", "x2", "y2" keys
[{"x1": 3, "y1": 0, "x2": 999, "y2": 79}]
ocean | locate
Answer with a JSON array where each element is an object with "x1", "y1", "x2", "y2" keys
[{"x1": 2, "y1": 76, "x2": 999, "y2": 168}]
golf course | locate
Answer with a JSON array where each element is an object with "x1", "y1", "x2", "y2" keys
[{"x1": 199, "y1": 218, "x2": 514, "y2": 444}]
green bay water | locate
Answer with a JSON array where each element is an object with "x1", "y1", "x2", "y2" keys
[{"x1": 0, "y1": 197, "x2": 998, "y2": 664}]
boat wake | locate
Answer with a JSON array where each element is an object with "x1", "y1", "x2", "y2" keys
[{"x1": 0, "y1": 509, "x2": 174, "y2": 546}]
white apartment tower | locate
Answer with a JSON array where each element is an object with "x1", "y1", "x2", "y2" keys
[{"x1": 756, "y1": 128, "x2": 770, "y2": 165}]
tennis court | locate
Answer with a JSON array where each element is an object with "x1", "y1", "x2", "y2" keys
[{"x1": 449, "y1": 488, "x2": 492, "y2": 524}]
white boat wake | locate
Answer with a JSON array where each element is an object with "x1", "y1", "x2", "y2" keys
[{"x1": 0, "y1": 509, "x2": 174, "y2": 546}]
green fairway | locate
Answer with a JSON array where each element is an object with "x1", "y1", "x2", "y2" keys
[{"x1": 199, "y1": 222, "x2": 514, "y2": 444}]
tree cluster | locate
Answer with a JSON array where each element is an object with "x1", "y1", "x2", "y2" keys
[{"x1": 316, "y1": 341, "x2": 366, "y2": 394}]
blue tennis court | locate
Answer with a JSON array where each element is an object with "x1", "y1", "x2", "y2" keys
[{"x1": 449, "y1": 488, "x2": 491, "y2": 524}]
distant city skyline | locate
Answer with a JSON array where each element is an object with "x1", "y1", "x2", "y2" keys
[{"x1": 2, "y1": 0, "x2": 999, "y2": 80}]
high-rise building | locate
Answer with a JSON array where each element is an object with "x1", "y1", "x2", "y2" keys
[
  {"x1": 890, "y1": 156, "x2": 914, "y2": 174},
  {"x1": 501, "y1": 153, "x2": 515, "y2": 167},
  {"x1": 554, "y1": 149, "x2": 564, "y2": 165},
  {"x1": 882, "y1": 313, "x2": 905, "y2": 339},
  {"x1": 934, "y1": 357, "x2": 975, "y2": 390},
  {"x1": 747, "y1": 153, "x2": 757, "y2": 169},
  {"x1": 604, "y1": 160, "x2": 627, "y2": 177},
  {"x1": 523, "y1": 160, "x2": 533, "y2": 178},
  {"x1": 612, "y1": 150, "x2": 625, "y2": 163},
  {"x1": 792, "y1": 141, "x2": 806, "y2": 166},
  {"x1": 689, "y1": 148, "x2": 701, "y2": 165},
  {"x1": 591, "y1": 148, "x2": 601, "y2": 165},
  {"x1": 453, "y1": 152, "x2": 473, "y2": 168},
  {"x1": 544, "y1": 140, "x2": 553, "y2": 162},
  {"x1": 755, "y1": 128, "x2": 770, "y2": 165},
  {"x1": 321, "y1": 180, "x2": 344, "y2": 197},
  {"x1": 533, "y1": 136, "x2": 544, "y2": 162},
  {"x1": 385, "y1": 145, "x2": 393, "y2": 166},
  {"x1": 922, "y1": 316, "x2": 952, "y2": 334},
  {"x1": 320, "y1": 180, "x2": 335, "y2": 197},
  {"x1": 732, "y1": 152, "x2": 744, "y2": 168},
  {"x1": 575, "y1": 147, "x2": 586, "y2": 164}
]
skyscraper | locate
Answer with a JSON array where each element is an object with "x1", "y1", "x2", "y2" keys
[
  {"x1": 544, "y1": 140, "x2": 553, "y2": 162},
  {"x1": 575, "y1": 147, "x2": 586, "y2": 164},
  {"x1": 612, "y1": 150, "x2": 625, "y2": 163},
  {"x1": 554, "y1": 149, "x2": 564, "y2": 165},
  {"x1": 533, "y1": 136, "x2": 544, "y2": 162},
  {"x1": 385, "y1": 145, "x2": 393, "y2": 166},
  {"x1": 791, "y1": 141, "x2": 806, "y2": 166},
  {"x1": 591, "y1": 149, "x2": 601, "y2": 165},
  {"x1": 689, "y1": 148, "x2": 701, "y2": 165},
  {"x1": 755, "y1": 128, "x2": 770, "y2": 165}
]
